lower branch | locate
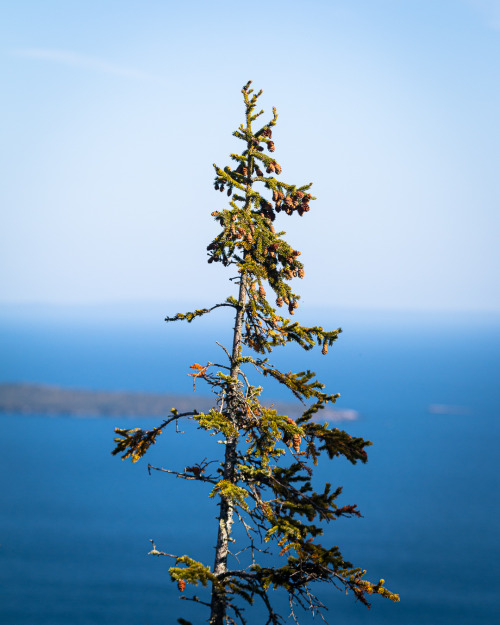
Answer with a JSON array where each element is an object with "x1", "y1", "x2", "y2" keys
[{"x1": 147, "y1": 464, "x2": 217, "y2": 484}]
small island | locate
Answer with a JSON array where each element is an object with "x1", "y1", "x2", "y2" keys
[{"x1": 0, "y1": 382, "x2": 358, "y2": 422}]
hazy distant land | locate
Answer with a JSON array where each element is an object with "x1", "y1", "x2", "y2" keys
[{"x1": 0, "y1": 383, "x2": 359, "y2": 422}]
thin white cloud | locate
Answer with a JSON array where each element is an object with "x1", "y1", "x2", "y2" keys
[{"x1": 11, "y1": 48, "x2": 160, "y2": 81}]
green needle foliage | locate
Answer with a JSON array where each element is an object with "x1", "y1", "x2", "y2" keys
[{"x1": 112, "y1": 81, "x2": 399, "y2": 625}]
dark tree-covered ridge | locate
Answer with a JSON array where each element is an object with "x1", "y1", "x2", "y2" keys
[{"x1": 112, "y1": 81, "x2": 399, "y2": 624}]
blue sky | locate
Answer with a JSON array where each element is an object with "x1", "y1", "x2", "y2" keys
[{"x1": 1, "y1": 0, "x2": 499, "y2": 312}]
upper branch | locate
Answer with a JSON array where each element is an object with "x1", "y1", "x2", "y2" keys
[{"x1": 166, "y1": 301, "x2": 237, "y2": 324}]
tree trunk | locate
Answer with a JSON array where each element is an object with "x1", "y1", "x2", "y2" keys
[{"x1": 209, "y1": 272, "x2": 248, "y2": 625}]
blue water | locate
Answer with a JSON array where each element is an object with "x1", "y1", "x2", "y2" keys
[{"x1": 1, "y1": 307, "x2": 499, "y2": 624}]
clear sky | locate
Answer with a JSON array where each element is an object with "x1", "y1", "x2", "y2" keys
[{"x1": 1, "y1": 0, "x2": 499, "y2": 312}]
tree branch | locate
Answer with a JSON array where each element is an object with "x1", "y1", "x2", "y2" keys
[{"x1": 148, "y1": 464, "x2": 218, "y2": 484}]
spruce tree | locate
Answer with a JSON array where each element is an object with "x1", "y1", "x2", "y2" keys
[{"x1": 112, "y1": 81, "x2": 399, "y2": 624}]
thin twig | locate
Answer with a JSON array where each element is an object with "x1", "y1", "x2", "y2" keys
[
  {"x1": 216, "y1": 341, "x2": 232, "y2": 360},
  {"x1": 148, "y1": 464, "x2": 217, "y2": 484},
  {"x1": 147, "y1": 540, "x2": 178, "y2": 558},
  {"x1": 180, "y1": 595, "x2": 212, "y2": 607}
]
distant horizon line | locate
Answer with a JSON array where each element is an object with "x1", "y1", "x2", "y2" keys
[{"x1": 0, "y1": 299, "x2": 499, "y2": 317}]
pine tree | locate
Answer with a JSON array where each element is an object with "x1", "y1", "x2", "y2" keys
[{"x1": 112, "y1": 81, "x2": 399, "y2": 624}]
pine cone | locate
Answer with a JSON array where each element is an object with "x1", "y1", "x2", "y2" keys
[
  {"x1": 287, "y1": 418, "x2": 296, "y2": 425},
  {"x1": 292, "y1": 433, "x2": 301, "y2": 452},
  {"x1": 298, "y1": 268, "x2": 305, "y2": 278},
  {"x1": 284, "y1": 197, "x2": 293, "y2": 207},
  {"x1": 227, "y1": 187, "x2": 232, "y2": 196},
  {"x1": 215, "y1": 184, "x2": 219, "y2": 190},
  {"x1": 278, "y1": 192, "x2": 284, "y2": 200},
  {"x1": 177, "y1": 579, "x2": 186, "y2": 592},
  {"x1": 242, "y1": 167, "x2": 248, "y2": 176},
  {"x1": 274, "y1": 163, "x2": 282, "y2": 175},
  {"x1": 256, "y1": 167, "x2": 263, "y2": 176},
  {"x1": 296, "y1": 191, "x2": 304, "y2": 198},
  {"x1": 268, "y1": 141, "x2": 275, "y2": 152},
  {"x1": 276, "y1": 297, "x2": 283, "y2": 307},
  {"x1": 322, "y1": 343, "x2": 328, "y2": 355},
  {"x1": 259, "y1": 285, "x2": 266, "y2": 298},
  {"x1": 272, "y1": 189, "x2": 278, "y2": 202},
  {"x1": 257, "y1": 146, "x2": 264, "y2": 152},
  {"x1": 220, "y1": 185, "x2": 224, "y2": 192}
]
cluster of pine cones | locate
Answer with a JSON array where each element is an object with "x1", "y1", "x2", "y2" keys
[
  {"x1": 274, "y1": 189, "x2": 311, "y2": 217},
  {"x1": 206, "y1": 220, "x2": 245, "y2": 248},
  {"x1": 214, "y1": 182, "x2": 232, "y2": 196},
  {"x1": 257, "y1": 189, "x2": 310, "y2": 223},
  {"x1": 231, "y1": 159, "x2": 281, "y2": 178},
  {"x1": 261, "y1": 127, "x2": 275, "y2": 152},
  {"x1": 276, "y1": 295, "x2": 300, "y2": 316},
  {"x1": 265, "y1": 160, "x2": 282, "y2": 175},
  {"x1": 286, "y1": 418, "x2": 301, "y2": 452},
  {"x1": 235, "y1": 163, "x2": 249, "y2": 179},
  {"x1": 259, "y1": 128, "x2": 280, "y2": 172},
  {"x1": 259, "y1": 199, "x2": 275, "y2": 222}
]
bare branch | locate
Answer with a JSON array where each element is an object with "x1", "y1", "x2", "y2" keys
[
  {"x1": 147, "y1": 540, "x2": 178, "y2": 558},
  {"x1": 165, "y1": 302, "x2": 237, "y2": 323},
  {"x1": 216, "y1": 341, "x2": 232, "y2": 360},
  {"x1": 147, "y1": 464, "x2": 218, "y2": 484},
  {"x1": 180, "y1": 595, "x2": 212, "y2": 608}
]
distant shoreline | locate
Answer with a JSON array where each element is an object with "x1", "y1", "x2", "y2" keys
[{"x1": 0, "y1": 383, "x2": 359, "y2": 422}]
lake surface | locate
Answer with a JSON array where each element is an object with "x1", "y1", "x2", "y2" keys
[{"x1": 1, "y1": 308, "x2": 499, "y2": 624}]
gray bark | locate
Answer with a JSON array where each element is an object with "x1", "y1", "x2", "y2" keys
[{"x1": 209, "y1": 272, "x2": 248, "y2": 625}]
